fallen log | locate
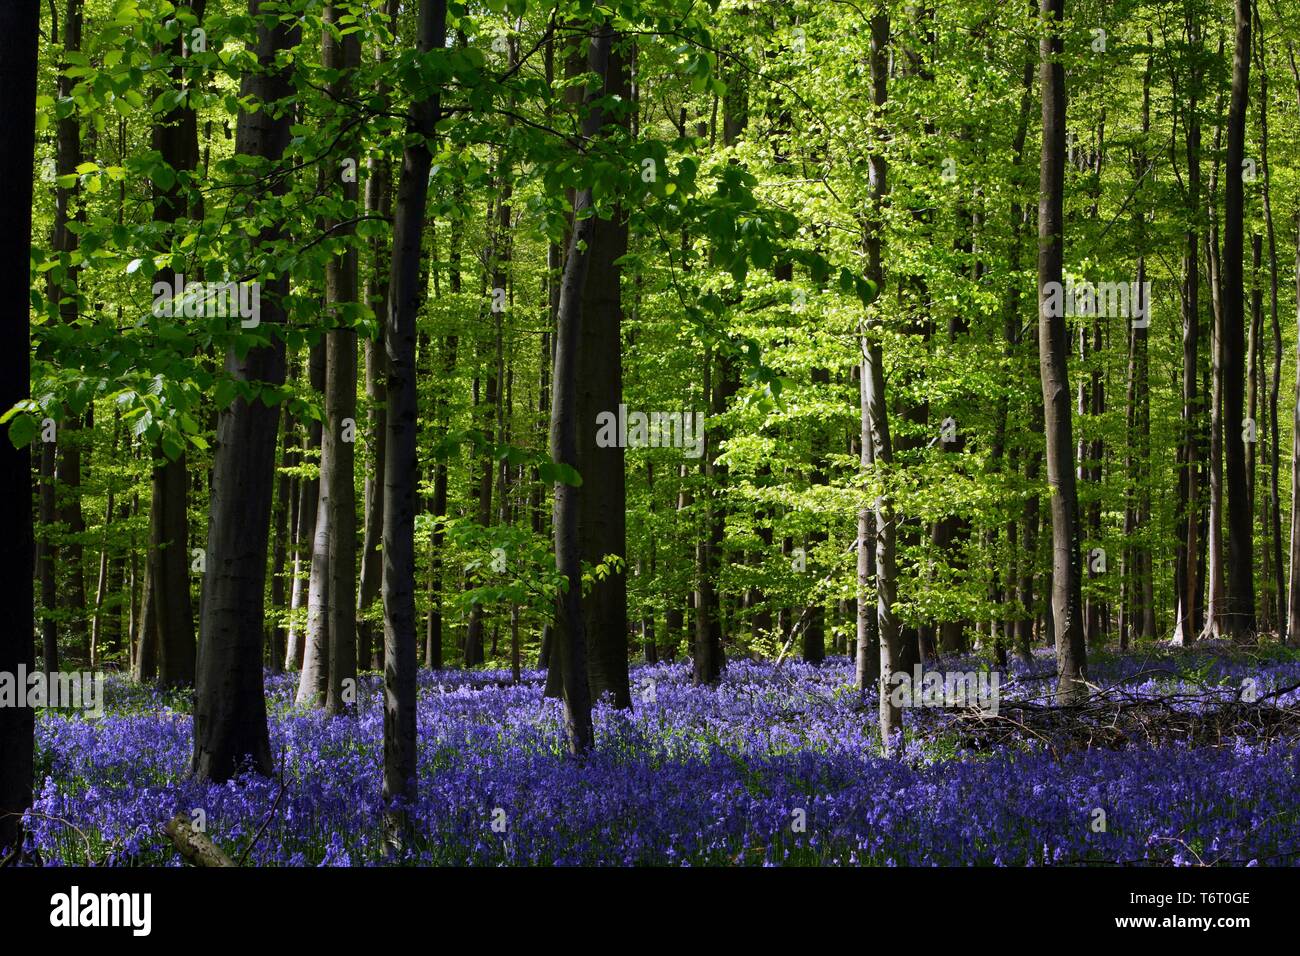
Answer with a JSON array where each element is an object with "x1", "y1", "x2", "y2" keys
[{"x1": 164, "y1": 814, "x2": 235, "y2": 867}]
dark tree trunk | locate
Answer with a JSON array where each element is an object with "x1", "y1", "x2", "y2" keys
[
  {"x1": 152, "y1": 452, "x2": 195, "y2": 687},
  {"x1": 641, "y1": 462, "x2": 659, "y2": 663},
  {"x1": 38, "y1": 438, "x2": 58, "y2": 674},
  {"x1": 426, "y1": 330, "x2": 456, "y2": 672},
  {"x1": 269, "y1": 411, "x2": 292, "y2": 673},
  {"x1": 1038, "y1": 0, "x2": 1087, "y2": 702},
  {"x1": 149, "y1": 1, "x2": 206, "y2": 689},
  {"x1": 858, "y1": 7, "x2": 901, "y2": 743},
  {"x1": 382, "y1": 0, "x2": 445, "y2": 812},
  {"x1": 1121, "y1": 48, "x2": 1154, "y2": 648},
  {"x1": 577, "y1": 35, "x2": 631, "y2": 706},
  {"x1": 133, "y1": 559, "x2": 157, "y2": 682},
  {"x1": 0, "y1": 0, "x2": 38, "y2": 857},
  {"x1": 549, "y1": 21, "x2": 620, "y2": 755},
  {"x1": 1255, "y1": 7, "x2": 1285, "y2": 638},
  {"x1": 191, "y1": 3, "x2": 299, "y2": 783},
  {"x1": 51, "y1": 0, "x2": 88, "y2": 660},
  {"x1": 855, "y1": 10, "x2": 890, "y2": 694},
  {"x1": 694, "y1": 348, "x2": 736, "y2": 683},
  {"x1": 356, "y1": 0, "x2": 399, "y2": 675},
  {"x1": 359, "y1": 147, "x2": 391, "y2": 672}
]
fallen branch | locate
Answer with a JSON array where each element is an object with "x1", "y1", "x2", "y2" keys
[
  {"x1": 237, "y1": 748, "x2": 287, "y2": 866},
  {"x1": 164, "y1": 814, "x2": 235, "y2": 868}
]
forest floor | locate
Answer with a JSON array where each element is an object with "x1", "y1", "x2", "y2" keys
[{"x1": 21, "y1": 642, "x2": 1300, "y2": 866}]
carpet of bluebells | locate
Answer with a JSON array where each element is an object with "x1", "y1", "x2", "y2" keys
[{"x1": 22, "y1": 643, "x2": 1300, "y2": 866}]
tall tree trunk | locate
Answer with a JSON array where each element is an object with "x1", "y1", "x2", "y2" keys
[
  {"x1": 382, "y1": 0, "x2": 445, "y2": 813},
  {"x1": 1038, "y1": 0, "x2": 1087, "y2": 702},
  {"x1": 269, "y1": 409, "x2": 292, "y2": 673},
  {"x1": 859, "y1": 6, "x2": 902, "y2": 744},
  {"x1": 1222, "y1": 0, "x2": 1255, "y2": 638},
  {"x1": 51, "y1": 0, "x2": 88, "y2": 660},
  {"x1": 358, "y1": 1, "x2": 399, "y2": 673},
  {"x1": 300, "y1": 349, "x2": 332, "y2": 703},
  {"x1": 152, "y1": 451, "x2": 195, "y2": 687},
  {"x1": 299, "y1": 5, "x2": 360, "y2": 712},
  {"x1": 1175, "y1": 13, "x2": 1203, "y2": 644},
  {"x1": 286, "y1": 346, "x2": 324, "y2": 668},
  {"x1": 1255, "y1": 3, "x2": 1285, "y2": 637},
  {"x1": 38, "y1": 437, "x2": 58, "y2": 674},
  {"x1": 150, "y1": 0, "x2": 206, "y2": 689},
  {"x1": 992, "y1": 49, "x2": 1035, "y2": 664},
  {"x1": 856, "y1": 10, "x2": 890, "y2": 694},
  {"x1": 322, "y1": 6, "x2": 360, "y2": 710},
  {"x1": 578, "y1": 33, "x2": 632, "y2": 705},
  {"x1": 1289, "y1": 212, "x2": 1300, "y2": 642},
  {"x1": 1121, "y1": 47, "x2": 1154, "y2": 648},
  {"x1": 0, "y1": 0, "x2": 38, "y2": 857},
  {"x1": 1204, "y1": 209, "x2": 1227, "y2": 637},
  {"x1": 192, "y1": 3, "x2": 299, "y2": 783},
  {"x1": 133, "y1": 560, "x2": 157, "y2": 681},
  {"x1": 694, "y1": 347, "x2": 735, "y2": 683},
  {"x1": 426, "y1": 332, "x2": 457, "y2": 670},
  {"x1": 549, "y1": 20, "x2": 620, "y2": 755}
]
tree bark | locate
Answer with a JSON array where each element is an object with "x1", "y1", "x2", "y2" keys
[
  {"x1": 192, "y1": 2, "x2": 298, "y2": 783},
  {"x1": 0, "y1": 0, "x2": 38, "y2": 857},
  {"x1": 1038, "y1": 0, "x2": 1087, "y2": 702},
  {"x1": 549, "y1": 21, "x2": 620, "y2": 755},
  {"x1": 382, "y1": 0, "x2": 445, "y2": 811},
  {"x1": 286, "y1": 347, "x2": 323, "y2": 669},
  {"x1": 299, "y1": 5, "x2": 360, "y2": 712},
  {"x1": 51, "y1": 0, "x2": 89, "y2": 660},
  {"x1": 1221, "y1": 0, "x2": 1255, "y2": 638},
  {"x1": 359, "y1": 151, "x2": 391, "y2": 672},
  {"x1": 1255, "y1": 4, "x2": 1285, "y2": 637},
  {"x1": 149, "y1": 2, "x2": 206, "y2": 689},
  {"x1": 1174, "y1": 13, "x2": 1203, "y2": 644},
  {"x1": 1289, "y1": 212, "x2": 1300, "y2": 642},
  {"x1": 578, "y1": 34, "x2": 632, "y2": 705}
]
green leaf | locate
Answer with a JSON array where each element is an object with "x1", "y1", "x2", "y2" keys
[{"x1": 6, "y1": 413, "x2": 38, "y2": 449}]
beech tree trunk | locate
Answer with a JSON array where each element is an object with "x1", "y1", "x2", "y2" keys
[
  {"x1": 855, "y1": 9, "x2": 889, "y2": 695},
  {"x1": 192, "y1": 3, "x2": 298, "y2": 783},
  {"x1": 858, "y1": 7, "x2": 902, "y2": 745},
  {"x1": 1255, "y1": 8, "x2": 1285, "y2": 638},
  {"x1": 577, "y1": 33, "x2": 631, "y2": 705},
  {"x1": 1221, "y1": 0, "x2": 1255, "y2": 638},
  {"x1": 549, "y1": 20, "x2": 620, "y2": 755},
  {"x1": 694, "y1": 347, "x2": 735, "y2": 684},
  {"x1": 1174, "y1": 16, "x2": 1202, "y2": 644},
  {"x1": 51, "y1": 0, "x2": 89, "y2": 660},
  {"x1": 298, "y1": 6, "x2": 360, "y2": 712},
  {"x1": 382, "y1": 0, "x2": 445, "y2": 810},
  {"x1": 286, "y1": 346, "x2": 323, "y2": 669},
  {"x1": 1038, "y1": 0, "x2": 1087, "y2": 703},
  {"x1": 150, "y1": 1, "x2": 206, "y2": 689},
  {"x1": 359, "y1": 150, "x2": 391, "y2": 671},
  {"x1": 38, "y1": 436, "x2": 58, "y2": 674}
]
